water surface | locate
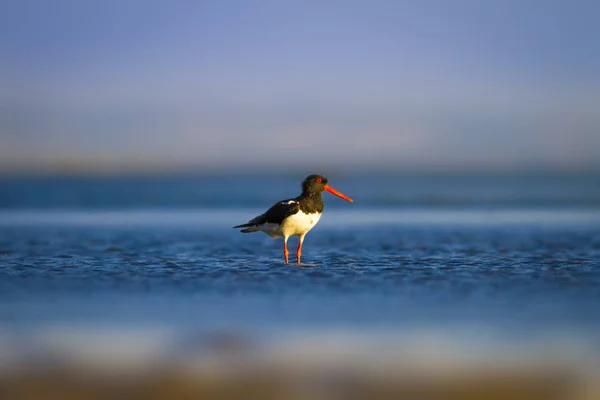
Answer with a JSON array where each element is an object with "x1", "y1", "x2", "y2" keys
[{"x1": 1, "y1": 174, "x2": 599, "y2": 362}]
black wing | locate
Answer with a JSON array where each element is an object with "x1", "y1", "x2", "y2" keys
[{"x1": 233, "y1": 199, "x2": 300, "y2": 228}]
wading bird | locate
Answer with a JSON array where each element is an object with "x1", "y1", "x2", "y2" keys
[{"x1": 234, "y1": 174, "x2": 354, "y2": 264}]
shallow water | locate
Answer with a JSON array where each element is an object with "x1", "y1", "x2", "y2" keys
[
  {"x1": 1, "y1": 209, "x2": 599, "y2": 333},
  {"x1": 1, "y1": 174, "x2": 600, "y2": 361}
]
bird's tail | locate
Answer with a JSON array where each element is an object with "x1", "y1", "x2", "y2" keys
[{"x1": 233, "y1": 223, "x2": 259, "y2": 233}]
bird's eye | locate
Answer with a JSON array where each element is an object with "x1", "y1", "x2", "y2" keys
[{"x1": 316, "y1": 178, "x2": 322, "y2": 183}]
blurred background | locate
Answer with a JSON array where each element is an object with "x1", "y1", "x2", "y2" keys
[
  {"x1": 2, "y1": 0, "x2": 599, "y2": 175},
  {"x1": 1, "y1": 1, "x2": 600, "y2": 399}
]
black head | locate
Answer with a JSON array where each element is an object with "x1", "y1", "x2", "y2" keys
[
  {"x1": 301, "y1": 174, "x2": 328, "y2": 195},
  {"x1": 300, "y1": 174, "x2": 354, "y2": 202}
]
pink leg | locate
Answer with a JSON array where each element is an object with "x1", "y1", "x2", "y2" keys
[
  {"x1": 296, "y1": 235, "x2": 305, "y2": 264},
  {"x1": 283, "y1": 237, "x2": 289, "y2": 264}
]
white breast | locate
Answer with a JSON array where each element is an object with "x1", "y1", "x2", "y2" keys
[{"x1": 281, "y1": 211, "x2": 321, "y2": 237}]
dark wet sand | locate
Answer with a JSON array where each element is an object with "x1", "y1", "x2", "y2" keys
[{"x1": 0, "y1": 363, "x2": 583, "y2": 400}]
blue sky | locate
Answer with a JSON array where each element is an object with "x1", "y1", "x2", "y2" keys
[{"x1": 1, "y1": 0, "x2": 599, "y2": 172}]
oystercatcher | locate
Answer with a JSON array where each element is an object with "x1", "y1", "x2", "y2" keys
[{"x1": 234, "y1": 174, "x2": 354, "y2": 264}]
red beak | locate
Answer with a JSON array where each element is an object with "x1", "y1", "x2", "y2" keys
[{"x1": 324, "y1": 184, "x2": 354, "y2": 202}]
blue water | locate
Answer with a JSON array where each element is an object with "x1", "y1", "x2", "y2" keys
[
  {"x1": 2, "y1": 173, "x2": 600, "y2": 209},
  {"x1": 1, "y1": 174, "x2": 600, "y2": 338}
]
